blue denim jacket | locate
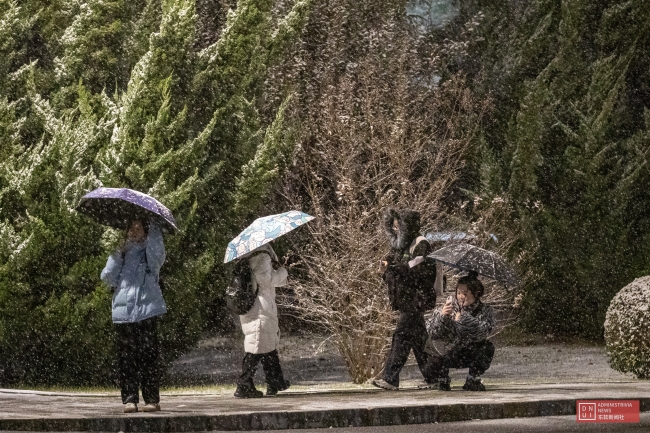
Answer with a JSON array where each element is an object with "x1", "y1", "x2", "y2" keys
[{"x1": 101, "y1": 220, "x2": 167, "y2": 323}]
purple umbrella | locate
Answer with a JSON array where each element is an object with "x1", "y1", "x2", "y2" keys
[{"x1": 77, "y1": 187, "x2": 178, "y2": 234}]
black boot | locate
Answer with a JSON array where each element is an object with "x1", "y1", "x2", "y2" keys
[
  {"x1": 439, "y1": 376, "x2": 451, "y2": 391},
  {"x1": 236, "y1": 353, "x2": 264, "y2": 398},
  {"x1": 234, "y1": 385, "x2": 263, "y2": 398},
  {"x1": 462, "y1": 376, "x2": 486, "y2": 391},
  {"x1": 266, "y1": 380, "x2": 290, "y2": 396}
]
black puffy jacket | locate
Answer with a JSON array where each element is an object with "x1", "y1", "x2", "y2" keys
[{"x1": 381, "y1": 209, "x2": 437, "y2": 313}]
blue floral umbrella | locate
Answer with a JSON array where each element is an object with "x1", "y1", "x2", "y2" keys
[
  {"x1": 77, "y1": 187, "x2": 178, "y2": 234},
  {"x1": 224, "y1": 211, "x2": 314, "y2": 263}
]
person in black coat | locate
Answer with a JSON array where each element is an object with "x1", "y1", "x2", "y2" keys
[{"x1": 372, "y1": 209, "x2": 441, "y2": 390}]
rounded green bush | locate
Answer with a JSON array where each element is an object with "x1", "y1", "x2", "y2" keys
[{"x1": 604, "y1": 275, "x2": 650, "y2": 379}]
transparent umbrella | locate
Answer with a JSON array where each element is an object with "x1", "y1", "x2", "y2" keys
[{"x1": 428, "y1": 243, "x2": 518, "y2": 287}]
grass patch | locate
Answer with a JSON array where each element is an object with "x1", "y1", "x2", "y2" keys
[
  {"x1": 1, "y1": 382, "x2": 374, "y2": 396},
  {"x1": 0, "y1": 385, "x2": 119, "y2": 394},
  {"x1": 491, "y1": 326, "x2": 604, "y2": 347},
  {"x1": 161, "y1": 382, "x2": 373, "y2": 395}
]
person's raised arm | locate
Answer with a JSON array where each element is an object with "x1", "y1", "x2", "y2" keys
[
  {"x1": 145, "y1": 219, "x2": 166, "y2": 276},
  {"x1": 427, "y1": 301, "x2": 457, "y2": 341},
  {"x1": 251, "y1": 252, "x2": 288, "y2": 288},
  {"x1": 434, "y1": 262, "x2": 444, "y2": 298},
  {"x1": 101, "y1": 250, "x2": 124, "y2": 289},
  {"x1": 455, "y1": 304, "x2": 495, "y2": 342},
  {"x1": 406, "y1": 239, "x2": 437, "y2": 297}
]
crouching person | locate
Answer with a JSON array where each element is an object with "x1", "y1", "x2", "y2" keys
[
  {"x1": 427, "y1": 274, "x2": 495, "y2": 391},
  {"x1": 235, "y1": 243, "x2": 291, "y2": 398}
]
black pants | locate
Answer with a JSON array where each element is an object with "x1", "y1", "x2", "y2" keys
[
  {"x1": 383, "y1": 312, "x2": 440, "y2": 387},
  {"x1": 238, "y1": 350, "x2": 286, "y2": 390},
  {"x1": 440, "y1": 340, "x2": 495, "y2": 378},
  {"x1": 114, "y1": 317, "x2": 160, "y2": 404}
]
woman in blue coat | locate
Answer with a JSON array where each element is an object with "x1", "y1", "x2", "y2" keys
[{"x1": 101, "y1": 217, "x2": 167, "y2": 413}]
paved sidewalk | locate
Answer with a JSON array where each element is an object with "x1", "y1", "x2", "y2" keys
[
  {"x1": 1, "y1": 382, "x2": 649, "y2": 431},
  {"x1": 167, "y1": 335, "x2": 635, "y2": 386},
  {"x1": 1, "y1": 337, "x2": 644, "y2": 431}
]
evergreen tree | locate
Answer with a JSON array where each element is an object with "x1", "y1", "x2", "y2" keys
[
  {"x1": 455, "y1": 0, "x2": 650, "y2": 337},
  {"x1": 54, "y1": 0, "x2": 160, "y2": 100},
  {"x1": 0, "y1": 0, "x2": 310, "y2": 384},
  {"x1": 0, "y1": 77, "x2": 113, "y2": 383}
]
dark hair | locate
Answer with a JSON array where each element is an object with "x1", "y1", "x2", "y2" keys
[
  {"x1": 457, "y1": 275, "x2": 485, "y2": 299},
  {"x1": 127, "y1": 218, "x2": 149, "y2": 234}
]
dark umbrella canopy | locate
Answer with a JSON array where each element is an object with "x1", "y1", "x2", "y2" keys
[
  {"x1": 77, "y1": 187, "x2": 178, "y2": 234},
  {"x1": 428, "y1": 243, "x2": 518, "y2": 286}
]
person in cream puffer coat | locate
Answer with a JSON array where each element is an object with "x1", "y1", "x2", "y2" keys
[{"x1": 235, "y1": 242, "x2": 291, "y2": 398}]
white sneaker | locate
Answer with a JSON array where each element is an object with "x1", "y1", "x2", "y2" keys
[
  {"x1": 416, "y1": 380, "x2": 437, "y2": 389},
  {"x1": 141, "y1": 403, "x2": 161, "y2": 412},
  {"x1": 371, "y1": 379, "x2": 399, "y2": 390},
  {"x1": 123, "y1": 402, "x2": 138, "y2": 413}
]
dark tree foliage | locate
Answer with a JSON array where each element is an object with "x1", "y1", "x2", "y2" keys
[
  {"x1": 2, "y1": 0, "x2": 649, "y2": 387},
  {"x1": 0, "y1": 0, "x2": 309, "y2": 385},
  {"x1": 447, "y1": 0, "x2": 650, "y2": 338}
]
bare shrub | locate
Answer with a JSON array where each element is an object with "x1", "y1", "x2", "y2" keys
[{"x1": 279, "y1": 5, "x2": 489, "y2": 383}]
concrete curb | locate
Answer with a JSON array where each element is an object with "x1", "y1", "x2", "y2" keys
[{"x1": 2, "y1": 398, "x2": 649, "y2": 432}]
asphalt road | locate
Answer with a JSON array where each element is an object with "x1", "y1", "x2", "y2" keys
[
  {"x1": 237, "y1": 413, "x2": 650, "y2": 433},
  {"x1": 3, "y1": 414, "x2": 650, "y2": 433}
]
